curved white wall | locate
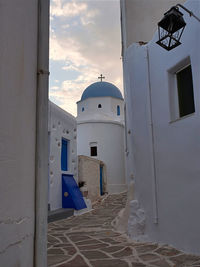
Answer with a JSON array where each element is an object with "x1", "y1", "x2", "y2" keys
[
  {"x1": 77, "y1": 97, "x2": 124, "y2": 123},
  {"x1": 77, "y1": 121, "x2": 126, "y2": 193},
  {"x1": 48, "y1": 102, "x2": 77, "y2": 210}
]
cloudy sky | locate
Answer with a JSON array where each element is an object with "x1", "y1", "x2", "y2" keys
[{"x1": 49, "y1": 0, "x2": 123, "y2": 116}]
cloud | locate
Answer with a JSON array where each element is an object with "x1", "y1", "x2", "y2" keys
[
  {"x1": 62, "y1": 65, "x2": 79, "y2": 71},
  {"x1": 61, "y1": 24, "x2": 70, "y2": 29},
  {"x1": 51, "y1": 0, "x2": 88, "y2": 17},
  {"x1": 49, "y1": 0, "x2": 123, "y2": 116},
  {"x1": 51, "y1": 86, "x2": 60, "y2": 90},
  {"x1": 50, "y1": 62, "x2": 100, "y2": 113}
]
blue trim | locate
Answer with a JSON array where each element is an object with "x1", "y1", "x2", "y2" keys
[
  {"x1": 61, "y1": 138, "x2": 68, "y2": 171},
  {"x1": 117, "y1": 105, "x2": 120, "y2": 116}
]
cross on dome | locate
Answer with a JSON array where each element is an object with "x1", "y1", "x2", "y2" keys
[{"x1": 98, "y1": 74, "x2": 105, "y2": 82}]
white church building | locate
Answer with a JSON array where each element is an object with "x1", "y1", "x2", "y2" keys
[{"x1": 77, "y1": 79, "x2": 127, "y2": 194}]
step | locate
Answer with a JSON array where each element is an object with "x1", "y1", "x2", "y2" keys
[{"x1": 48, "y1": 208, "x2": 74, "y2": 223}]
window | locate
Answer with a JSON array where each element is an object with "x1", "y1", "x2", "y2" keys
[
  {"x1": 98, "y1": 104, "x2": 102, "y2": 108},
  {"x1": 82, "y1": 107, "x2": 84, "y2": 112},
  {"x1": 117, "y1": 105, "x2": 120, "y2": 116},
  {"x1": 61, "y1": 138, "x2": 68, "y2": 171},
  {"x1": 176, "y1": 65, "x2": 195, "y2": 117},
  {"x1": 90, "y1": 146, "x2": 97, "y2": 156}
]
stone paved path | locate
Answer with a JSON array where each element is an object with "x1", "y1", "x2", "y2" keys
[{"x1": 48, "y1": 192, "x2": 200, "y2": 267}]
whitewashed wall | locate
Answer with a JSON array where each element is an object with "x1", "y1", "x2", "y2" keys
[
  {"x1": 0, "y1": 1, "x2": 38, "y2": 266},
  {"x1": 123, "y1": 0, "x2": 200, "y2": 254},
  {"x1": 48, "y1": 102, "x2": 77, "y2": 211}
]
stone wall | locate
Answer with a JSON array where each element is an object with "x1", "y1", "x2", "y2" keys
[{"x1": 78, "y1": 155, "x2": 107, "y2": 203}]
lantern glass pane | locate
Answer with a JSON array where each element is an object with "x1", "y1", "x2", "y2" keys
[
  {"x1": 157, "y1": 26, "x2": 184, "y2": 51},
  {"x1": 173, "y1": 30, "x2": 180, "y2": 40},
  {"x1": 162, "y1": 36, "x2": 170, "y2": 47},
  {"x1": 160, "y1": 28, "x2": 168, "y2": 39}
]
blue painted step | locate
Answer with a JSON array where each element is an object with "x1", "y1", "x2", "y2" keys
[{"x1": 62, "y1": 174, "x2": 87, "y2": 210}]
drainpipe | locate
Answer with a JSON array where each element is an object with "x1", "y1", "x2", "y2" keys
[
  {"x1": 120, "y1": 1, "x2": 129, "y2": 185},
  {"x1": 146, "y1": 46, "x2": 159, "y2": 224},
  {"x1": 34, "y1": 0, "x2": 50, "y2": 266},
  {"x1": 124, "y1": 103, "x2": 129, "y2": 156},
  {"x1": 120, "y1": 0, "x2": 127, "y2": 58}
]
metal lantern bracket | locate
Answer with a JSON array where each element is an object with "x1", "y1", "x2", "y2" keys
[{"x1": 176, "y1": 4, "x2": 200, "y2": 23}]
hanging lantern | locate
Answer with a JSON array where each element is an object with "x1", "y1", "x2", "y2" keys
[{"x1": 156, "y1": 6, "x2": 186, "y2": 51}]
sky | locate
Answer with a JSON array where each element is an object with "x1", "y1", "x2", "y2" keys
[{"x1": 49, "y1": 0, "x2": 123, "y2": 116}]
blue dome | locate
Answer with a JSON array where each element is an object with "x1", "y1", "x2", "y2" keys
[{"x1": 81, "y1": 82, "x2": 123, "y2": 101}]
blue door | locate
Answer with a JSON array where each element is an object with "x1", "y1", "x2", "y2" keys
[
  {"x1": 61, "y1": 138, "x2": 68, "y2": 171},
  {"x1": 62, "y1": 174, "x2": 87, "y2": 210},
  {"x1": 100, "y1": 166, "x2": 103, "y2": 195}
]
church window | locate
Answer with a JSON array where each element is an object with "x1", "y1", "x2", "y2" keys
[
  {"x1": 90, "y1": 146, "x2": 97, "y2": 156},
  {"x1": 82, "y1": 107, "x2": 84, "y2": 112},
  {"x1": 117, "y1": 105, "x2": 120, "y2": 116},
  {"x1": 98, "y1": 104, "x2": 102, "y2": 108},
  {"x1": 61, "y1": 138, "x2": 68, "y2": 171},
  {"x1": 176, "y1": 65, "x2": 195, "y2": 117}
]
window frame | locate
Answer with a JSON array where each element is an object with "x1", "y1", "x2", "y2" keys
[{"x1": 168, "y1": 58, "x2": 195, "y2": 123}]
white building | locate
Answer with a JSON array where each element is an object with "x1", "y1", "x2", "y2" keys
[
  {"x1": 48, "y1": 101, "x2": 77, "y2": 211},
  {"x1": 0, "y1": 1, "x2": 49, "y2": 266},
  {"x1": 121, "y1": 0, "x2": 200, "y2": 255},
  {"x1": 77, "y1": 81, "x2": 126, "y2": 194}
]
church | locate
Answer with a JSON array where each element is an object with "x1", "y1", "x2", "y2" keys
[
  {"x1": 77, "y1": 76, "x2": 126, "y2": 194},
  {"x1": 47, "y1": 77, "x2": 127, "y2": 214}
]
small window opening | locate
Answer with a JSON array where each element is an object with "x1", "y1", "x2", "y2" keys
[
  {"x1": 90, "y1": 146, "x2": 97, "y2": 156},
  {"x1": 82, "y1": 107, "x2": 84, "y2": 112},
  {"x1": 98, "y1": 104, "x2": 102, "y2": 108},
  {"x1": 176, "y1": 65, "x2": 195, "y2": 117},
  {"x1": 117, "y1": 105, "x2": 120, "y2": 116}
]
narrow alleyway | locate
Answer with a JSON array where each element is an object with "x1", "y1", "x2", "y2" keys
[{"x1": 48, "y1": 193, "x2": 200, "y2": 267}]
